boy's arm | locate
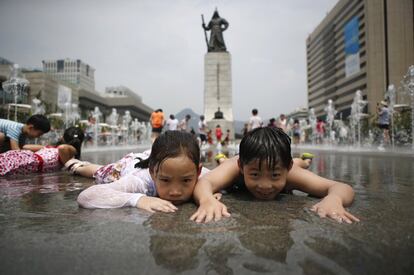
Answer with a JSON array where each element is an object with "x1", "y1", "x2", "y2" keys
[
  {"x1": 58, "y1": 144, "x2": 77, "y2": 164},
  {"x1": 22, "y1": 144, "x2": 44, "y2": 152},
  {"x1": 287, "y1": 164, "x2": 359, "y2": 223},
  {"x1": 9, "y1": 139, "x2": 20, "y2": 150},
  {"x1": 191, "y1": 157, "x2": 240, "y2": 223}
]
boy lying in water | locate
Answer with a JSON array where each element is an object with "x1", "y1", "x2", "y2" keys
[{"x1": 191, "y1": 127, "x2": 359, "y2": 224}]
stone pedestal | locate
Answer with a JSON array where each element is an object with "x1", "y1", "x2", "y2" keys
[{"x1": 204, "y1": 52, "x2": 234, "y2": 139}]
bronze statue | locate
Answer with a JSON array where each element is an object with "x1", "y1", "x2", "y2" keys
[{"x1": 202, "y1": 9, "x2": 229, "y2": 52}]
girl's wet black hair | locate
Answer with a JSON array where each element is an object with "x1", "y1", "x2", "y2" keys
[
  {"x1": 57, "y1": 126, "x2": 85, "y2": 159},
  {"x1": 239, "y1": 127, "x2": 292, "y2": 170},
  {"x1": 135, "y1": 130, "x2": 200, "y2": 172}
]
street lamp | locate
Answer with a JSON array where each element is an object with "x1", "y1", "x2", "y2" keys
[{"x1": 1, "y1": 64, "x2": 29, "y2": 121}]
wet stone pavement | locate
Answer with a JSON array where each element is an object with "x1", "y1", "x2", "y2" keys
[{"x1": 0, "y1": 148, "x2": 413, "y2": 275}]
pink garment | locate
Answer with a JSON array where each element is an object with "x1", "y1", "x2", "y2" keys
[
  {"x1": 93, "y1": 152, "x2": 150, "y2": 184},
  {"x1": 0, "y1": 147, "x2": 62, "y2": 176}
]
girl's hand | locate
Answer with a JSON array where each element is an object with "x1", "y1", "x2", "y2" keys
[
  {"x1": 310, "y1": 195, "x2": 360, "y2": 224},
  {"x1": 190, "y1": 197, "x2": 230, "y2": 223},
  {"x1": 137, "y1": 196, "x2": 178, "y2": 213}
]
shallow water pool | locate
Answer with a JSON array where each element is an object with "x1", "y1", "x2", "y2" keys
[{"x1": 0, "y1": 148, "x2": 413, "y2": 274}]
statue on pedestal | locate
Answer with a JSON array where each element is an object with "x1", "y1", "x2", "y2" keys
[
  {"x1": 202, "y1": 9, "x2": 229, "y2": 52},
  {"x1": 214, "y1": 107, "x2": 224, "y2": 119}
]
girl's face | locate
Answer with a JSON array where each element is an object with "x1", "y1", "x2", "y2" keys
[
  {"x1": 151, "y1": 155, "x2": 201, "y2": 205},
  {"x1": 240, "y1": 159, "x2": 289, "y2": 200}
]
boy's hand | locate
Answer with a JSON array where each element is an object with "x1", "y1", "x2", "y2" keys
[
  {"x1": 190, "y1": 197, "x2": 230, "y2": 223},
  {"x1": 310, "y1": 195, "x2": 360, "y2": 224},
  {"x1": 137, "y1": 196, "x2": 178, "y2": 213}
]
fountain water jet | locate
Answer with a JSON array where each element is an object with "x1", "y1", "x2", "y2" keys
[
  {"x1": 401, "y1": 65, "x2": 414, "y2": 150},
  {"x1": 350, "y1": 90, "x2": 368, "y2": 147},
  {"x1": 2, "y1": 64, "x2": 29, "y2": 121},
  {"x1": 91, "y1": 107, "x2": 102, "y2": 147}
]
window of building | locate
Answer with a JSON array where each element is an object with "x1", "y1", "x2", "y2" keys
[{"x1": 57, "y1": 60, "x2": 64, "y2": 72}]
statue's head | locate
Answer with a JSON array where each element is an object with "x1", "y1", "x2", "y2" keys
[{"x1": 212, "y1": 9, "x2": 220, "y2": 19}]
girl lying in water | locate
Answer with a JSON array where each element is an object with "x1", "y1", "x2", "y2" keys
[
  {"x1": 0, "y1": 126, "x2": 84, "y2": 176},
  {"x1": 76, "y1": 131, "x2": 211, "y2": 212}
]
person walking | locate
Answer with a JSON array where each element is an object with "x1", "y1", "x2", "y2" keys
[
  {"x1": 198, "y1": 115, "x2": 207, "y2": 144},
  {"x1": 377, "y1": 100, "x2": 390, "y2": 149},
  {"x1": 166, "y1": 114, "x2": 179, "y2": 131},
  {"x1": 248, "y1": 109, "x2": 263, "y2": 131},
  {"x1": 150, "y1": 109, "x2": 164, "y2": 142},
  {"x1": 178, "y1": 114, "x2": 191, "y2": 132}
]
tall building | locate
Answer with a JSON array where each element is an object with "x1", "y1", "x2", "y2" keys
[
  {"x1": 306, "y1": 0, "x2": 414, "y2": 118},
  {"x1": 42, "y1": 59, "x2": 95, "y2": 92}
]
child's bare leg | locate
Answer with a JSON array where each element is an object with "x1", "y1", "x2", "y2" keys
[
  {"x1": 75, "y1": 164, "x2": 103, "y2": 178},
  {"x1": 65, "y1": 159, "x2": 102, "y2": 178}
]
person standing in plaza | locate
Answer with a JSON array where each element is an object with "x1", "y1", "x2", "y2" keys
[
  {"x1": 150, "y1": 109, "x2": 164, "y2": 142},
  {"x1": 215, "y1": 125, "x2": 223, "y2": 143},
  {"x1": 292, "y1": 119, "x2": 301, "y2": 145},
  {"x1": 377, "y1": 100, "x2": 390, "y2": 149},
  {"x1": 316, "y1": 118, "x2": 326, "y2": 144},
  {"x1": 178, "y1": 114, "x2": 191, "y2": 132},
  {"x1": 267, "y1": 118, "x2": 277, "y2": 128},
  {"x1": 166, "y1": 114, "x2": 179, "y2": 131},
  {"x1": 276, "y1": 114, "x2": 287, "y2": 133},
  {"x1": 198, "y1": 115, "x2": 207, "y2": 144},
  {"x1": 224, "y1": 129, "x2": 231, "y2": 145},
  {"x1": 248, "y1": 109, "x2": 263, "y2": 131}
]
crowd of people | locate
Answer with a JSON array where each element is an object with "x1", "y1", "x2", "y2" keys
[
  {"x1": 242, "y1": 104, "x2": 392, "y2": 148},
  {"x1": 149, "y1": 109, "x2": 232, "y2": 147}
]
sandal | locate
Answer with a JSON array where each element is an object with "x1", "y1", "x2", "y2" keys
[
  {"x1": 301, "y1": 152, "x2": 314, "y2": 160},
  {"x1": 65, "y1": 159, "x2": 91, "y2": 175},
  {"x1": 214, "y1": 153, "x2": 228, "y2": 164}
]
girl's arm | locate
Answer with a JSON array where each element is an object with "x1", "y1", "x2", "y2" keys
[
  {"x1": 77, "y1": 173, "x2": 177, "y2": 212},
  {"x1": 190, "y1": 157, "x2": 239, "y2": 223},
  {"x1": 287, "y1": 164, "x2": 359, "y2": 223},
  {"x1": 22, "y1": 144, "x2": 44, "y2": 152}
]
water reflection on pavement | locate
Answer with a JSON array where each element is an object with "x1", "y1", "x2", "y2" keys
[{"x1": 0, "y1": 148, "x2": 413, "y2": 275}]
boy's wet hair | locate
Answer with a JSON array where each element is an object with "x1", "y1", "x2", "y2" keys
[
  {"x1": 58, "y1": 126, "x2": 85, "y2": 159},
  {"x1": 26, "y1": 114, "x2": 51, "y2": 133},
  {"x1": 239, "y1": 127, "x2": 292, "y2": 170},
  {"x1": 136, "y1": 130, "x2": 200, "y2": 172}
]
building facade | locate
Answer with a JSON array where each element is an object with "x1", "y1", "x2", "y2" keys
[
  {"x1": 78, "y1": 88, "x2": 152, "y2": 122},
  {"x1": 1, "y1": 57, "x2": 152, "y2": 122},
  {"x1": 42, "y1": 59, "x2": 95, "y2": 92},
  {"x1": 24, "y1": 70, "x2": 78, "y2": 113},
  {"x1": 307, "y1": 0, "x2": 414, "y2": 118}
]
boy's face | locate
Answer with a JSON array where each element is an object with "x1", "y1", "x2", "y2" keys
[
  {"x1": 239, "y1": 159, "x2": 289, "y2": 200},
  {"x1": 151, "y1": 155, "x2": 201, "y2": 205},
  {"x1": 25, "y1": 125, "x2": 44, "y2": 138}
]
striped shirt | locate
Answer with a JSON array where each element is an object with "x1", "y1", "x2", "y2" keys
[{"x1": 0, "y1": 119, "x2": 24, "y2": 142}]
